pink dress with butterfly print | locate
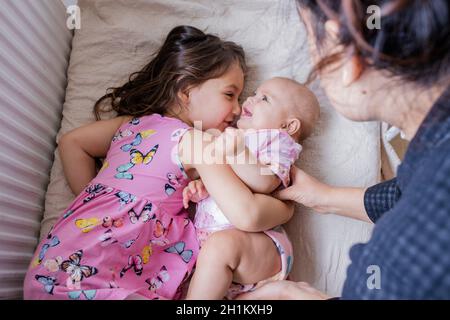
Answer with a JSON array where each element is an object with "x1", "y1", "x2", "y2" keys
[{"x1": 24, "y1": 114, "x2": 199, "y2": 300}]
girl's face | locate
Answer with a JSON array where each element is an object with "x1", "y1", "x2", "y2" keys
[{"x1": 186, "y1": 62, "x2": 244, "y2": 132}]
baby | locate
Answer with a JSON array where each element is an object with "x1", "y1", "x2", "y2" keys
[{"x1": 185, "y1": 77, "x2": 320, "y2": 299}]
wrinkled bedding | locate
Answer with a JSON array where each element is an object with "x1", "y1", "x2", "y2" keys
[{"x1": 42, "y1": 0, "x2": 377, "y2": 296}]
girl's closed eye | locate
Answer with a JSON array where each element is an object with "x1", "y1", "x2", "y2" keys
[{"x1": 225, "y1": 92, "x2": 235, "y2": 99}]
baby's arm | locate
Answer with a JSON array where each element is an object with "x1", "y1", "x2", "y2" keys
[
  {"x1": 219, "y1": 129, "x2": 281, "y2": 194},
  {"x1": 59, "y1": 115, "x2": 131, "y2": 195},
  {"x1": 179, "y1": 129, "x2": 293, "y2": 232},
  {"x1": 230, "y1": 148, "x2": 281, "y2": 194}
]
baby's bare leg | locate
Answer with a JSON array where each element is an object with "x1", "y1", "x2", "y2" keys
[{"x1": 186, "y1": 228, "x2": 281, "y2": 300}]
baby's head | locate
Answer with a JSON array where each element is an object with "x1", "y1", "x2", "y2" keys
[{"x1": 237, "y1": 77, "x2": 320, "y2": 141}]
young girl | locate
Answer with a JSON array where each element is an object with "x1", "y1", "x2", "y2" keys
[
  {"x1": 23, "y1": 25, "x2": 266, "y2": 300},
  {"x1": 184, "y1": 77, "x2": 320, "y2": 299}
]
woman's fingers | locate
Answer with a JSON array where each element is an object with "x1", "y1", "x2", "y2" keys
[
  {"x1": 236, "y1": 281, "x2": 329, "y2": 300},
  {"x1": 272, "y1": 187, "x2": 289, "y2": 201},
  {"x1": 273, "y1": 166, "x2": 318, "y2": 205},
  {"x1": 235, "y1": 281, "x2": 286, "y2": 300}
]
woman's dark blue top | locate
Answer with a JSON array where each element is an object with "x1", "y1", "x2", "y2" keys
[{"x1": 342, "y1": 87, "x2": 450, "y2": 299}]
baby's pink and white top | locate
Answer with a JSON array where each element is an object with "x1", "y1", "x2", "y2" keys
[{"x1": 194, "y1": 129, "x2": 302, "y2": 298}]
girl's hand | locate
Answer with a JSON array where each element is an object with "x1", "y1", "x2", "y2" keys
[
  {"x1": 273, "y1": 166, "x2": 332, "y2": 213},
  {"x1": 183, "y1": 179, "x2": 209, "y2": 209},
  {"x1": 235, "y1": 280, "x2": 330, "y2": 300}
]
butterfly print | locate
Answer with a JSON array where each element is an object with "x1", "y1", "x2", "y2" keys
[
  {"x1": 99, "y1": 229, "x2": 118, "y2": 247},
  {"x1": 68, "y1": 289, "x2": 97, "y2": 300},
  {"x1": 112, "y1": 129, "x2": 133, "y2": 142},
  {"x1": 61, "y1": 250, "x2": 98, "y2": 290},
  {"x1": 153, "y1": 218, "x2": 173, "y2": 239},
  {"x1": 164, "y1": 241, "x2": 193, "y2": 263},
  {"x1": 115, "y1": 162, "x2": 134, "y2": 180},
  {"x1": 130, "y1": 144, "x2": 158, "y2": 165},
  {"x1": 129, "y1": 118, "x2": 140, "y2": 125},
  {"x1": 165, "y1": 184, "x2": 176, "y2": 196},
  {"x1": 37, "y1": 236, "x2": 60, "y2": 264},
  {"x1": 121, "y1": 133, "x2": 143, "y2": 152},
  {"x1": 120, "y1": 255, "x2": 143, "y2": 278},
  {"x1": 35, "y1": 275, "x2": 59, "y2": 295},
  {"x1": 128, "y1": 204, "x2": 155, "y2": 224},
  {"x1": 142, "y1": 244, "x2": 153, "y2": 264},
  {"x1": 115, "y1": 191, "x2": 136, "y2": 207},
  {"x1": 170, "y1": 128, "x2": 186, "y2": 141},
  {"x1": 167, "y1": 173, "x2": 182, "y2": 187},
  {"x1": 83, "y1": 184, "x2": 107, "y2": 203},
  {"x1": 102, "y1": 216, "x2": 124, "y2": 228},
  {"x1": 122, "y1": 232, "x2": 141, "y2": 249},
  {"x1": 120, "y1": 129, "x2": 156, "y2": 152},
  {"x1": 75, "y1": 218, "x2": 100, "y2": 233},
  {"x1": 145, "y1": 266, "x2": 170, "y2": 292},
  {"x1": 43, "y1": 256, "x2": 63, "y2": 273}
]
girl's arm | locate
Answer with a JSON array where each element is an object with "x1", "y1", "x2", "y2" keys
[
  {"x1": 218, "y1": 129, "x2": 281, "y2": 194},
  {"x1": 179, "y1": 129, "x2": 294, "y2": 232},
  {"x1": 229, "y1": 148, "x2": 281, "y2": 194},
  {"x1": 59, "y1": 115, "x2": 132, "y2": 195}
]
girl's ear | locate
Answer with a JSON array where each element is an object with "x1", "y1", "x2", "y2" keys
[
  {"x1": 282, "y1": 118, "x2": 301, "y2": 137},
  {"x1": 178, "y1": 88, "x2": 191, "y2": 108}
]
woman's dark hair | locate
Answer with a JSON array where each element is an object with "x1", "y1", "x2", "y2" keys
[
  {"x1": 297, "y1": 0, "x2": 450, "y2": 87},
  {"x1": 94, "y1": 25, "x2": 247, "y2": 120}
]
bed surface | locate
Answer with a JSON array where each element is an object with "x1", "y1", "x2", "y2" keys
[{"x1": 41, "y1": 0, "x2": 377, "y2": 296}]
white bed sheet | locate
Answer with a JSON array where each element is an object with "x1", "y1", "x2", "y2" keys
[{"x1": 42, "y1": 0, "x2": 377, "y2": 297}]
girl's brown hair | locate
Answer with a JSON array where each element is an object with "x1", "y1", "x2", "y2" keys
[
  {"x1": 94, "y1": 25, "x2": 247, "y2": 120},
  {"x1": 297, "y1": 0, "x2": 449, "y2": 87}
]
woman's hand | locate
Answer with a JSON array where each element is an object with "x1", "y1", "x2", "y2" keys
[
  {"x1": 273, "y1": 166, "x2": 332, "y2": 213},
  {"x1": 274, "y1": 166, "x2": 371, "y2": 222},
  {"x1": 182, "y1": 179, "x2": 209, "y2": 209},
  {"x1": 235, "y1": 280, "x2": 330, "y2": 300}
]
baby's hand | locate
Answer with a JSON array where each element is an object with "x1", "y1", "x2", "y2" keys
[{"x1": 182, "y1": 179, "x2": 209, "y2": 209}]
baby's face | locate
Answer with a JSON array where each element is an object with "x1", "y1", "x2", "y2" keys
[{"x1": 237, "y1": 78, "x2": 296, "y2": 131}]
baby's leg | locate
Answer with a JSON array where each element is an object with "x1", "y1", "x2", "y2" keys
[{"x1": 186, "y1": 229, "x2": 280, "y2": 300}]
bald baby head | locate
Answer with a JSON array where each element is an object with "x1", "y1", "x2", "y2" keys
[
  {"x1": 266, "y1": 77, "x2": 320, "y2": 141},
  {"x1": 238, "y1": 77, "x2": 320, "y2": 141}
]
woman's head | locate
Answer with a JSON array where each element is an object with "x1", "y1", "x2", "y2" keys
[
  {"x1": 297, "y1": 0, "x2": 449, "y2": 121},
  {"x1": 94, "y1": 25, "x2": 246, "y2": 131}
]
